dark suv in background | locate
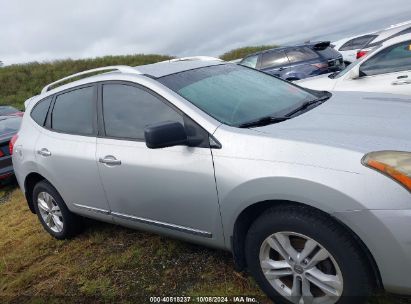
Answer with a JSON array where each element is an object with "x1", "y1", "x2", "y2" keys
[
  {"x1": 240, "y1": 41, "x2": 343, "y2": 81},
  {"x1": 0, "y1": 115, "x2": 21, "y2": 183}
]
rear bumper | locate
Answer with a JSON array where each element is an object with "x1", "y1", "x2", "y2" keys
[
  {"x1": 0, "y1": 155, "x2": 14, "y2": 180},
  {"x1": 334, "y1": 209, "x2": 411, "y2": 295}
]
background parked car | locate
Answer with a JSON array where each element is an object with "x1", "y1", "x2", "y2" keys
[
  {"x1": 296, "y1": 33, "x2": 411, "y2": 95},
  {"x1": 239, "y1": 41, "x2": 343, "y2": 81},
  {"x1": 356, "y1": 22, "x2": 411, "y2": 60},
  {"x1": 331, "y1": 21, "x2": 411, "y2": 64},
  {"x1": 0, "y1": 105, "x2": 24, "y2": 117},
  {"x1": 332, "y1": 32, "x2": 378, "y2": 65},
  {"x1": 0, "y1": 115, "x2": 21, "y2": 183}
]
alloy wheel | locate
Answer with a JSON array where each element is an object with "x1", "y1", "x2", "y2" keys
[
  {"x1": 37, "y1": 191, "x2": 64, "y2": 233},
  {"x1": 259, "y1": 231, "x2": 343, "y2": 304}
]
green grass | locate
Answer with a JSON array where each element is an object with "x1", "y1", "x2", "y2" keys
[
  {"x1": 219, "y1": 45, "x2": 278, "y2": 61},
  {"x1": 0, "y1": 45, "x2": 281, "y2": 111},
  {"x1": 0, "y1": 188, "x2": 410, "y2": 303},
  {"x1": 0, "y1": 54, "x2": 172, "y2": 110}
]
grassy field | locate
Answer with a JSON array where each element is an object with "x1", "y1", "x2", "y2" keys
[
  {"x1": 0, "y1": 45, "x2": 278, "y2": 110},
  {"x1": 219, "y1": 45, "x2": 277, "y2": 61},
  {"x1": 0, "y1": 186, "x2": 411, "y2": 304},
  {"x1": 0, "y1": 54, "x2": 172, "y2": 110}
]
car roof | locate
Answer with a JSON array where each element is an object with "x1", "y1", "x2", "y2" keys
[
  {"x1": 28, "y1": 59, "x2": 228, "y2": 107},
  {"x1": 371, "y1": 24, "x2": 411, "y2": 44},
  {"x1": 379, "y1": 32, "x2": 411, "y2": 47},
  {"x1": 242, "y1": 41, "x2": 330, "y2": 59},
  {"x1": 136, "y1": 59, "x2": 224, "y2": 78}
]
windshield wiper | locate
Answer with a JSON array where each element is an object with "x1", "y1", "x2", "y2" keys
[
  {"x1": 238, "y1": 116, "x2": 291, "y2": 128},
  {"x1": 284, "y1": 92, "x2": 331, "y2": 117}
]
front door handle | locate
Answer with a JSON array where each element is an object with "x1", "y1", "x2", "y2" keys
[
  {"x1": 37, "y1": 148, "x2": 51, "y2": 157},
  {"x1": 392, "y1": 80, "x2": 411, "y2": 85},
  {"x1": 99, "y1": 156, "x2": 121, "y2": 166}
]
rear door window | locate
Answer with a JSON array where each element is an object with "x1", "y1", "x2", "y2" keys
[
  {"x1": 260, "y1": 50, "x2": 289, "y2": 69},
  {"x1": 51, "y1": 86, "x2": 95, "y2": 135},
  {"x1": 360, "y1": 40, "x2": 411, "y2": 76},
  {"x1": 286, "y1": 47, "x2": 318, "y2": 63}
]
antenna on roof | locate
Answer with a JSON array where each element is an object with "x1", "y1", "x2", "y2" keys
[{"x1": 41, "y1": 65, "x2": 142, "y2": 94}]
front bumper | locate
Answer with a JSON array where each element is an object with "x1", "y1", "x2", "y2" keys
[{"x1": 334, "y1": 209, "x2": 411, "y2": 295}]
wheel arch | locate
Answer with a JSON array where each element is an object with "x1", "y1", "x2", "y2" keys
[
  {"x1": 231, "y1": 199, "x2": 383, "y2": 290},
  {"x1": 24, "y1": 172, "x2": 47, "y2": 214}
]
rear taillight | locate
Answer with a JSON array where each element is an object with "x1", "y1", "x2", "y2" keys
[
  {"x1": 0, "y1": 149, "x2": 4, "y2": 157},
  {"x1": 356, "y1": 50, "x2": 368, "y2": 59},
  {"x1": 9, "y1": 134, "x2": 18, "y2": 155},
  {"x1": 311, "y1": 62, "x2": 328, "y2": 69}
]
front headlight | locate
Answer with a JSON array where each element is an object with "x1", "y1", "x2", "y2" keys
[{"x1": 362, "y1": 151, "x2": 411, "y2": 192}]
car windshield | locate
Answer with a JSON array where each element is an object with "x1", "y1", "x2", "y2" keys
[
  {"x1": 158, "y1": 64, "x2": 319, "y2": 126},
  {"x1": 0, "y1": 116, "x2": 21, "y2": 136}
]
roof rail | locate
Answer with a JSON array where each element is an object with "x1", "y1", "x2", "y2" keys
[
  {"x1": 41, "y1": 65, "x2": 142, "y2": 94},
  {"x1": 169, "y1": 56, "x2": 223, "y2": 62},
  {"x1": 387, "y1": 20, "x2": 411, "y2": 29}
]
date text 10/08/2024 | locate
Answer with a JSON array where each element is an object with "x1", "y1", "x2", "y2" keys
[{"x1": 149, "y1": 296, "x2": 259, "y2": 303}]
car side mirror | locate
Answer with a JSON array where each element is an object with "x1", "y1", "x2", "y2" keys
[
  {"x1": 145, "y1": 121, "x2": 188, "y2": 149},
  {"x1": 347, "y1": 65, "x2": 360, "y2": 80}
]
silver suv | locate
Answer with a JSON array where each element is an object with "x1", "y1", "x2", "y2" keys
[{"x1": 12, "y1": 58, "x2": 411, "y2": 304}]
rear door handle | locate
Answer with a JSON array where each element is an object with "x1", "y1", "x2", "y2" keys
[
  {"x1": 99, "y1": 156, "x2": 121, "y2": 166},
  {"x1": 392, "y1": 80, "x2": 411, "y2": 85},
  {"x1": 37, "y1": 148, "x2": 51, "y2": 157}
]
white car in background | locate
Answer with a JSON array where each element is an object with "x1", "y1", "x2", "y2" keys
[
  {"x1": 332, "y1": 33, "x2": 377, "y2": 64},
  {"x1": 296, "y1": 33, "x2": 411, "y2": 96},
  {"x1": 356, "y1": 22, "x2": 411, "y2": 60},
  {"x1": 332, "y1": 21, "x2": 411, "y2": 64}
]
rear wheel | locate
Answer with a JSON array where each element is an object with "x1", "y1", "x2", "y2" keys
[
  {"x1": 33, "y1": 180, "x2": 82, "y2": 239},
  {"x1": 245, "y1": 205, "x2": 373, "y2": 304}
]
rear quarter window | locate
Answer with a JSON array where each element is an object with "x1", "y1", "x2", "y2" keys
[
  {"x1": 316, "y1": 47, "x2": 340, "y2": 59},
  {"x1": 240, "y1": 55, "x2": 259, "y2": 68},
  {"x1": 30, "y1": 97, "x2": 52, "y2": 126}
]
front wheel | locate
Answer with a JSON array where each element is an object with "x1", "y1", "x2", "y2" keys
[{"x1": 245, "y1": 205, "x2": 373, "y2": 304}]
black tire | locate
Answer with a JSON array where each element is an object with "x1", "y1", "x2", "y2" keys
[
  {"x1": 32, "y1": 180, "x2": 83, "y2": 239},
  {"x1": 245, "y1": 205, "x2": 373, "y2": 304}
]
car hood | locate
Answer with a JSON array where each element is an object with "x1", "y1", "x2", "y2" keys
[
  {"x1": 254, "y1": 91, "x2": 411, "y2": 154},
  {"x1": 295, "y1": 74, "x2": 336, "y2": 91}
]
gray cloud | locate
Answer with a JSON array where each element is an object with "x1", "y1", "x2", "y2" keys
[{"x1": 1, "y1": 0, "x2": 411, "y2": 65}]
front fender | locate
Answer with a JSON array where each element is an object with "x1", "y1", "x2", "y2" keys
[{"x1": 212, "y1": 156, "x2": 411, "y2": 250}]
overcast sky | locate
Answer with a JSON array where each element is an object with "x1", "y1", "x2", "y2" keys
[{"x1": 1, "y1": 0, "x2": 411, "y2": 65}]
